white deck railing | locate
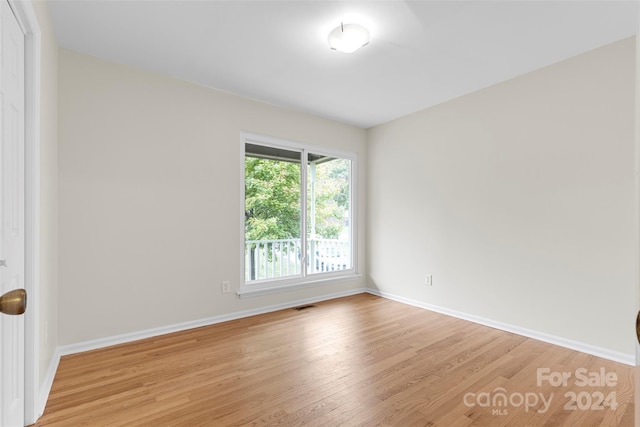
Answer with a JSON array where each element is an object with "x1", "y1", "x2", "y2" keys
[{"x1": 245, "y1": 238, "x2": 350, "y2": 281}]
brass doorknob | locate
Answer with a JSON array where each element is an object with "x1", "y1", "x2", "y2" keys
[{"x1": 0, "y1": 288, "x2": 26, "y2": 315}]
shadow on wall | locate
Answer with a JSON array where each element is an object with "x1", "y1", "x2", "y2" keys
[{"x1": 366, "y1": 279, "x2": 380, "y2": 293}]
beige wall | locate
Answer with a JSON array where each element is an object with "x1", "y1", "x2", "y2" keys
[
  {"x1": 57, "y1": 31, "x2": 636, "y2": 360},
  {"x1": 32, "y1": 0, "x2": 58, "y2": 394},
  {"x1": 58, "y1": 50, "x2": 367, "y2": 345},
  {"x1": 367, "y1": 37, "x2": 637, "y2": 358}
]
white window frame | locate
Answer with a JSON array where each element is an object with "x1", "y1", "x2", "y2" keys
[{"x1": 238, "y1": 131, "x2": 358, "y2": 297}]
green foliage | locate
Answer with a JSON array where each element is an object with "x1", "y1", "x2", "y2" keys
[
  {"x1": 245, "y1": 155, "x2": 350, "y2": 242},
  {"x1": 309, "y1": 159, "x2": 350, "y2": 239},
  {"x1": 245, "y1": 157, "x2": 300, "y2": 241}
]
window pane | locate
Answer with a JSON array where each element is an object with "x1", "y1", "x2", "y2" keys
[
  {"x1": 244, "y1": 149, "x2": 301, "y2": 282},
  {"x1": 307, "y1": 154, "x2": 351, "y2": 274}
]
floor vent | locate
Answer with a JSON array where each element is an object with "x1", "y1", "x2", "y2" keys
[{"x1": 294, "y1": 305, "x2": 316, "y2": 311}]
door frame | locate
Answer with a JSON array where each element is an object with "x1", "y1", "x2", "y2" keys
[{"x1": 7, "y1": 0, "x2": 41, "y2": 424}]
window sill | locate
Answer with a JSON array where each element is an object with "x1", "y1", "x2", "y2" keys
[{"x1": 237, "y1": 273, "x2": 362, "y2": 298}]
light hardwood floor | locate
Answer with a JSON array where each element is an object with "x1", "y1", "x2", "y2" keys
[{"x1": 33, "y1": 293, "x2": 634, "y2": 426}]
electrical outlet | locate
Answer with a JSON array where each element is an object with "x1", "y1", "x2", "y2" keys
[
  {"x1": 221, "y1": 281, "x2": 231, "y2": 294},
  {"x1": 425, "y1": 274, "x2": 433, "y2": 286}
]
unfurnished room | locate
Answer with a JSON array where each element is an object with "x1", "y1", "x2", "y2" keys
[{"x1": 0, "y1": 0, "x2": 638, "y2": 426}]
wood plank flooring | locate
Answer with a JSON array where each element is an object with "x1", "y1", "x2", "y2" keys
[{"x1": 32, "y1": 293, "x2": 635, "y2": 426}]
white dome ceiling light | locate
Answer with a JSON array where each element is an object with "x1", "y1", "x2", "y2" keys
[{"x1": 327, "y1": 22, "x2": 370, "y2": 53}]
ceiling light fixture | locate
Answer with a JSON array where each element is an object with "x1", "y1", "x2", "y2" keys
[{"x1": 327, "y1": 22, "x2": 370, "y2": 53}]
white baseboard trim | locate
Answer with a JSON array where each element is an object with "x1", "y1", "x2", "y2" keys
[
  {"x1": 54, "y1": 286, "x2": 632, "y2": 380},
  {"x1": 366, "y1": 288, "x2": 635, "y2": 366},
  {"x1": 59, "y1": 287, "x2": 367, "y2": 356},
  {"x1": 37, "y1": 347, "x2": 61, "y2": 418}
]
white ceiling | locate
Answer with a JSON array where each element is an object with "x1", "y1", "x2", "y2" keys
[{"x1": 49, "y1": 1, "x2": 638, "y2": 129}]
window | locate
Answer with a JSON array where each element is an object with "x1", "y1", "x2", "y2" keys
[{"x1": 240, "y1": 132, "x2": 356, "y2": 295}]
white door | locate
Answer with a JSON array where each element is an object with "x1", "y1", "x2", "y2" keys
[{"x1": 0, "y1": 0, "x2": 25, "y2": 425}]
